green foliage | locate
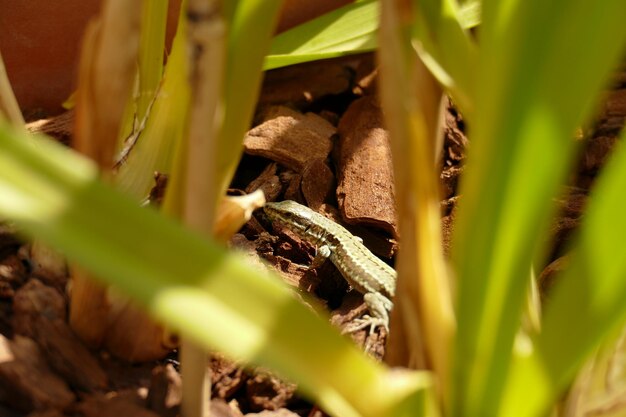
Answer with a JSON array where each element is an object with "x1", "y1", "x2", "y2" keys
[
  {"x1": 1, "y1": 1, "x2": 626, "y2": 417},
  {"x1": 446, "y1": 0, "x2": 626, "y2": 414},
  {"x1": 264, "y1": 0, "x2": 480, "y2": 71}
]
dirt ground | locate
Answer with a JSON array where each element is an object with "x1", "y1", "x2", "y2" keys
[{"x1": 1, "y1": 54, "x2": 625, "y2": 417}]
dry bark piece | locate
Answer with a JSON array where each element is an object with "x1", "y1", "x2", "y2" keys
[
  {"x1": 0, "y1": 335, "x2": 75, "y2": 413},
  {"x1": 35, "y1": 317, "x2": 108, "y2": 392},
  {"x1": 230, "y1": 234, "x2": 272, "y2": 273},
  {"x1": 581, "y1": 135, "x2": 619, "y2": 173},
  {"x1": 246, "y1": 371, "x2": 297, "y2": 412},
  {"x1": 259, "y1": 58, "x2": 354, "y2": 107},
  {"x1": 539, "y1": 254, "x2": 571, "y2": 301},
  {"x1": 27, "y1": 241, "x2": 69, "y2": 290},
  {"x1": 282, "y1": 172, "x2": 304, "y2": 202},
  {"x1": 245, "y1": 163, "x2": 284, "y2": 203},
  {"x1": 301, "y1": 159, "x2": 335, "y2": 211},
  {"x1": 0, "y1": 254, "x2": 28, "y2": 296},
  {"x1": 244, "y1": 106, "x2": 335, "y2": 173},
  {"x1": 147, "y1": 364, "x2": 181, "y2": 417},
  {"x1": 443, "y1": 99, "x2": 468, "y2": 165},
  {"x1": 25, "y1": 110, "x2": 74, "y2": 144},
  {"x1": 211, "y1": 354, "x2": 246, "y2": 399},
  {"x1": 102, "y1": 299, "x2": 173, "y2": 362},
  {"x1": 336, "y1": 96, "x2": 397, "y2": 236},
  {"x1": 26, "y1": 410, "x2": 67, "y2": 417},
  {"x1": 246, "y1": 409, "x2": 301, "y2": 417},
  {"x1": 13, "y1": 279, "x2": 67, "y2": 338},
  {"x1": 547, "y1": 188, "x2": 587, "y2": 260},
  {"x1": 603, "y1": 88, "x2": 626, "y2": 119},
  {"x1": 211, "y1": 398, "x2": 245, "y2": 417},
  {"x1": 352, "y1": 53, "x2": 377, "y2": 96},
  {"x1": 76, "y1": 392, "x2": 159, "y2": 417},
  {"x1": 441, "y1": 207, "x2": 457, "y2": 258},
  {"x1": 0, "y1": 222, "x2": 20, "y2": 251},
  {"x1": 440, "y1": 165, "x2": 463, "y2": 200}
]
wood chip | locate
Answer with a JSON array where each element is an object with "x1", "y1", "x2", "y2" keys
[
  {"x1": 336, "y1": 96, "x2": 397, "y2": 236},
  {"x1": 34, "y1": 317, "x2": 108, "y2": 392},
  {"x1": 581, "y1": 135, "x2": 619, "y2": 173},
  {"x1": 603, "y1": 88, "x2": 626, "y2": 119},
  {"x1": 260, "y1": 58, "x2": 354, "y2": 107},
  {"x1": 0, "y1": 254, "x2": 28, "y2": 297},
  {"x1": 147, "y1": 364, "x2": 181, "y2": 417},
  {"x1": 244, "y1": 106, "x2": 335, "y2": 173},
  {"x1": 26, "y1": 410, "x2": 67, "y2": 417},
  {"x1": 282, "y1": 172, "x2": 304, "y2": 202},
  {"x1": 443, "y1": 99, "x2": 468, "y2": 165},
  {"x1": 440, "y1": 165, "x2": 463, "y2": 199},
  {"x1": 76, "y1": 392, "x2": 159, "y2": 417},
  {"x1": 210, "y1": 399, "x2": 244, "y2": 417},
  {"x1": 0, "y1": 222, "x2": 20, "y2": 251},
  {"x1": 246, "y1": 371, "x2": 297, "y2": 412},
  {"x1": 301, "y1": 159, "x2": 335, "y2": 211},
  {"x1": 245, "y1": 163, "x2": 284, "y2": 202},
  {"x1": 0, "y1": 335, "x2": 75, "y2": 413},
  {"x1": 12, "y1": 279, "x2": 67, "y2": 338},
  {"x1": 210, "y1": 353, "x2": 246, "y2": 400},
  {"x1": 25, "y1": 110, "x2": 74, "y2": 144},
  {"x1": 245, "y1": 408, "x2": 301, "y2": 417}
]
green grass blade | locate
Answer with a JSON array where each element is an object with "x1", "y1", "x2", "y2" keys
[
  {"x1": 503, "y1": 126, "x2": 626, "y2": 417},
  {"x1": 264, "y1": 0, "x2": 378, "y2": 70},
  {"x1": 410, "y1": 0, "x2": 477, "y2": 117},
  {"x1": 216, "y1": 0, "x2": 283, "y2": 200},
  {"x1": 264, "y1": 0, "x2": 481, "y2": 71},
  {"x1": 378, "y1": 0, "x2": 455, "y2": 397},
  {"x1": 0, "y1": 123, "x2": 437, "y2": 417},
  {"x1": 115, "y1": 22, "x2": 189, "y2": 199},
  {"x1": 450, "y1": 0, "x2": 626, "y2": 415},
  {"x1": 137, "y1": 0, "x2": 168, "y2": 120},
  {"x1": 458, "y1": 0, "x2": 480, "y2": 29}
]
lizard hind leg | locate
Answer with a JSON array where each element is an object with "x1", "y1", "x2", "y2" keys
[{"x1": 342, "y1": 292, "x2": 392, "y2": 335}]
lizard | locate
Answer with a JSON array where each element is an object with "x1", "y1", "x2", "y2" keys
[{"x1": 263, "y1": 200, "x2": 396, "y2": 336}]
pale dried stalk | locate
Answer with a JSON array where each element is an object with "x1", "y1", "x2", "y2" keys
[
  {"x1": 180, "y1": 1, "x2": 227, "y2": 417},
  {"x1": 379, "y1": 0, "x2": 456, "y2": 401},
  {"x1": 73, "y1": 0, "x2": 142, "y2": 169},
  {"x1": 70, "y1": 0, "x2": 170, "y2": 362},
  {"x1": 0, "y1": 51, "x2": 24, "y2": 127}
]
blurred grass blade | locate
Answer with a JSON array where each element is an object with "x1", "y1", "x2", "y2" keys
[
  {"x1": 0, "y1": 51, "x2": 24, "y2": 126},
  {"x1": 264, "y1": 0, "x2": 378, "y2": 70},
  {"x1": 563, "y1": 325, "x2": 626, "y2": 417},
  {"x1": 451, "y1": 0, "x2": 626, "y2": 415},
  {"x1": 410, "y1": 0, "x2": 477, "y2": 117},
  {"x1": 503, "y1": 125, "x2": 626, "y2": 417},
  {"x1": 378, "y1": 0, "x2": 455, "y2": 398},
  {"x1": 458, "y1": 0, "x2": 480, "y2": 29},
  {"x1": 216, "y1": 0, "x2": 283, "y2": 201},
  {"x1": 0, "y1": 123, "x2": 434, "y2": 417}
]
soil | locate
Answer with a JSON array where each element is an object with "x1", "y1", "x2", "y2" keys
[{"x1": 3, "y1": 53, "x2": 626, "y2": 417}]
